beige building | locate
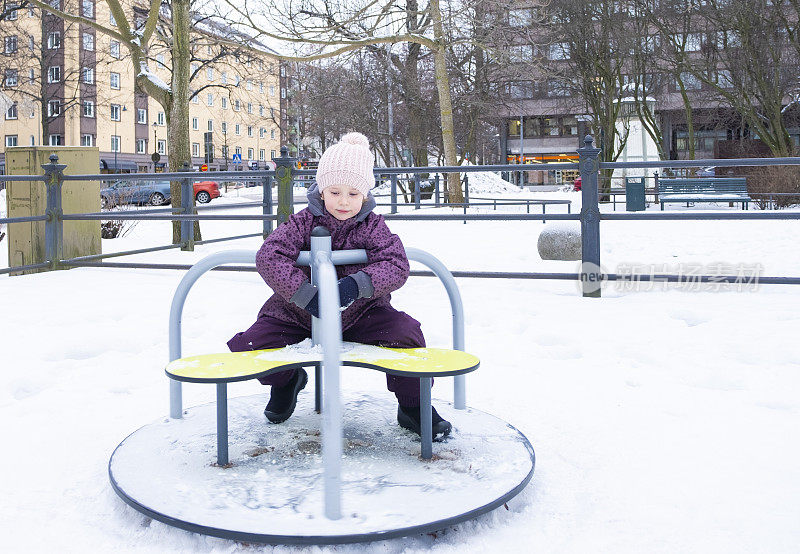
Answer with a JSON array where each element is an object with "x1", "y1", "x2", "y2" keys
[{"x1": 1, "y1": 1, "x2": 283, "y2": 174}]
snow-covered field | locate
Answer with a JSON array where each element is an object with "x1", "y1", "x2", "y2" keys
[{"x1": 1, "y1": 182, "x2": 799, "y2": 553}]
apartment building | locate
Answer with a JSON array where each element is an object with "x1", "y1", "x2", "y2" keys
[
  {"x1": 493, "y1": 2, "x2": 800, "y2": 185},
  {"x1": 0, "y1": 1, "x2": 283, "y2": 174}
]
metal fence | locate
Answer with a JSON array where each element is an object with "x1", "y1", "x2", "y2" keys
[{"x1": 2, "y1": 138, "x2": 800, "y2": 295}]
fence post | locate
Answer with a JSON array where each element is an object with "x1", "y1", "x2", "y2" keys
[
  {"x1": 42, "y1": 154, "x2": 66, "y2": 270},
  {"x1": 653, "y1": 171, "x2": 660, "y2": 205},
  {"x1": 274, "y1": 146, "x2": 296, "y2": 225},
  {"x1": 578, "y1": 135, "x2": 602, "y2": 298},
  {"x1": 262, "y1": 174, "x2": 273, "y2": 238},
  {"x1": 178, "y1": 162, "x2": 194, "y2": 251},
  {"x1": 390, "y1": 174, "x2": 398, "y2": 214},
  {"x1": 434, "y1": 173, "x2": 440, "y2": 207},
  {"x1": 414, "y1": 174, "x2": 421, "y2": 209}
]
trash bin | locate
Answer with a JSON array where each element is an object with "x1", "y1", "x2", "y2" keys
[{"x1": 625, "y1": 177, "x2": 646, "y2": 211}]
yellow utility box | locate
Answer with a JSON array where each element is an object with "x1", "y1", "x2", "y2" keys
[{"x1": 6, "y1": 147, "x2": 101, "y2": 275}]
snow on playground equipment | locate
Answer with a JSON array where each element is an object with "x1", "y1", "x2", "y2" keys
[{"x1": 108, "y1": 228, "x2": 536, "y2": 544}]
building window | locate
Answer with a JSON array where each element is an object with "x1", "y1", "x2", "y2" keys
[
  {"x1": 234, "y1": 100, "x2": 240, "y2": 111},
  {"x1": 221, "y1": 146, "x2": 228, "y2": 159},
  {"x1": 207, "y1": 93, "x2": 214, "y2": 106},
  {"x1": 259, "y1": 127, "x2": 265, "y2": 138},
  {"x1": 5, "y1": 3, "x2": 18, "y2": 20},
  {"x1": 5, "y1": 135, "x2": 18, "y2": 147},
  {"x1": 137, "y1": 108, "x2": 147, "y2": 124},
  {"x1": 47, "y1": 100, "x2": 60, "y2": 117},
  {"x1": 28, "y1": 68, "x2": 34, "y2": 84},
  {"x1": 280, "y1": 88, "x2": 286, "y2": 99},
  {"x1": 508, "y1": 44, "x2": 533, "y2": 63},
  {"x1": 110, "y1": 72, "x2": 120, "y2": 89},
  {"x1": 235, "y1": 75, "x2": 240, "y2": 87},
  {"x1": 82, "y1": 67, "x2": 94, "y2": 84},
  {"x1": 259, "y1": 104, "x2": 264, "y2": 116},
  {"x1": 48, "y1": 32, "x2": 61, "y2": 49},
  {"x1": 49, "y1": 134, "x2": 63, "y2": 146},
  {"x1": 221, "y1": 122, "x2": 227, "y2": 134},
  {"x1": 136, "y1": 138, "x2": 146, "y2": 153},
  {"x1": 192, "y1": 117, "x2": 198, "y2": 130},
  {"x1": 563, "y1": 116, "x2": 579, "y2": 136},
  {"x1": 157, "y1": 140, "x2": 166, "y2": 154},
  {"x1": 82, "y1": 100, "x2": 94, "y2": 117},
  {"x1": 157, "y1": 112, "x2": 165, "y2": 125},
  {"x1": 207, "y1": 67, "x2": 213, "y2": 81},
  {"x1": 247, "y1": 79, "x2": 253, "y2": 91},
  {"x1": 111, "y1": 135, "x2": 120, "y2": 152},
  {"x1": 508, "y1": 8, "x2": 532, "y2": 27},
  {"x1": 259, "y1": 81, "x2": 264, "y2": 93},
  {"x1": 4, "y1": 36, "x2": 18, "y2": 54},
  {"x1": 678, "y1": 72, "x2": 702, "y2": 90},
  {"x1": 247, "y1": 102, "x2": 253, "y2": 114},
  {"x1": 235, "y1": 146, "x2": 242, "y2": 156},
  {"x1": 109, "y1": 10, "x2": 116, "y2": 25},
  {"x1": 110, "y1": 40, "x2": 120, "y2": 58},
  {"x1": 221, "y1": 97, "x2": 227, "y2": 109},
  {"x1": 269, "y1": 85, "x2": 275, "y2": 96},
  {"x1": 191, "y1": 91, "x2": 199, "y2": 104},
  {"x1": 548, "y1": 43, "x2": 569, "y2": 61},
  {"x1": 235, "y1": 124, "x2": 241, "y2": 135},
  {"x1": 207, "y1": 120, "x2": 213, "y2": 132},
  {"x1": 82, "y1": 33, "x2": 94, "y2": 51},
  {"x1": 247, "y1": 126, "x2": 253, "y2": 137},
  {"x1": 221, "y1": 71, "x2": 227, "y2": 84},
  {"x1": 506, "y1": 81, "x2": 534, "y2": 99},
  {"x1": 192, "y1": 143, "x2": 200, "y2": 157},
  {"x1": 259, "y1": 149, "x2": 265, "y2": 161},
  {"x1": 5, "y1": 103, "x2": 18, "y2": 120},
  {"x1": 270, "y1": 107, "x2": 275, "y2": 118},
  {"x1": 4, "y1": 69, "x2": 18, "y2": 87},
  {"x1": 247, "y1": 148, "x2": 254, "y2": 160},
  {"x1": 271, "y1": 149, "x2": 276, "y2": 159},
  {"x1": 81, "y1": 134, "x2": 94, "y2": 147},
  {"x1": 110, "y1": 104, "x2": 121, "y2": 121},
  {"x1": 48, "y1": 66, "x2": 61, "y2": 83},
  {"x1": 81, "y1": 0, "x2": 94, "y2": 18},
  {"x1": 29, "y1": 135, "x2": 35, "y2": 145},
  {"x1": 156, "y1": 53, "x2": 165, "y2": 67}
]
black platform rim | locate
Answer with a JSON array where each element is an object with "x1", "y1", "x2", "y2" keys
[
  {"x1": 108, "y1": 404, "x2": 534, "y2": 545},
  {"x1": 165, "y1": 358, "x2": 480, "y2": 384}
]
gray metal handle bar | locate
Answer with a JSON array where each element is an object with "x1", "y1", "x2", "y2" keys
[{"x1": 168, "y1": 248, "x2": 467, "y2": 418}]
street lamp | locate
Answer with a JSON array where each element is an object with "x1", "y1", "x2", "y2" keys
[{"x1": 114, "y1": 105, "x2": 126, "y2": 174}]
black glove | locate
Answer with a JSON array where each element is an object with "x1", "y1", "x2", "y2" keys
[
  {"x1": 337, "y1": 275, "x2": 359, "y2": 309},
  {"x1": 303, "y1": 276, "x2": 360, "y2": 318}
]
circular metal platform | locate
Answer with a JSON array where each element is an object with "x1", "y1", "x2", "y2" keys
[{"x1": 109, "y1": 392, "x2": 535, "y2": 545}]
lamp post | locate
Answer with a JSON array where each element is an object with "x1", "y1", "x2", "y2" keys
[{"x1": 114, "y1": 105, "x2": 126, "y2": 174}]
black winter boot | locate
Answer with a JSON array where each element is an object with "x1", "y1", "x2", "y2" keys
[
  {"x1": 397, "y1": 404, "x2": 452, "y2": 439},
  {"x1": 264, "y1": 369, "x2": 308, "y2": 423}
]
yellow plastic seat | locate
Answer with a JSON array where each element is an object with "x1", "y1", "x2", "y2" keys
[{"x1": 166, "y1": 343, "x2": 480, "y2": 383}]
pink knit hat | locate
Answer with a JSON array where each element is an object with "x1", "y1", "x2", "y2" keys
[{"x1": 315, "y1": 132, "x2": 374, "y2": 197}]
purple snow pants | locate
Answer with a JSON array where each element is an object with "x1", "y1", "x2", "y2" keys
[{"x1": 227, "y1": 305, "x2": 427, "y2": 407}]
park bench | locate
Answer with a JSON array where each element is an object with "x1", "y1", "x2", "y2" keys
[{"x1": 657, "y1": 177, "x2": 751, "y2": 210}]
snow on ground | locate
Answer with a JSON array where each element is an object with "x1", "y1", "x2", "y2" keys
[{"x1": 1, "y1": 184, "x2": 800, "y2": 553}]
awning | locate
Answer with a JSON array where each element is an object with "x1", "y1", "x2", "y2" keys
[{"x1": 100, "y1": 159, "x2": 139, "y2": 172}]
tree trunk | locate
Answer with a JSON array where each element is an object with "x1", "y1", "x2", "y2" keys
[
  {"x1": 168, "y1": 0, "x2": 200, "y2": 248},
  {"x1": 429, "y1": 0, "x2": 462, "y2": 204}
]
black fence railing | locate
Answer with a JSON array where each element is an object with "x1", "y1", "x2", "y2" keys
[{"x1": 2, "y1": 141, "x2": 800, "y2": 296}]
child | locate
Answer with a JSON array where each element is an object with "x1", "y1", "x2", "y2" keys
[{"x1": 228, "y1": 132, "x2": 451, "y2": 439}]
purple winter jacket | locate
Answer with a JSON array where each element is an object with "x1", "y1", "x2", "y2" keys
[{"x1": 255, "y1": 184, "x2": 410, "y2": 330}]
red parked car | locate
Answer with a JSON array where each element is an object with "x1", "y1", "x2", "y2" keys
[
  {"x1": 194, "y1": 181, "x2": 221, "y2": 203},
  {"x1": 573, "y1": 176, "x2": 582, "y2": 191}
]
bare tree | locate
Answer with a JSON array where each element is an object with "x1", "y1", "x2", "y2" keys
[{"x1": 218, "y1": 0, "x2": 472, "y2": 203}]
